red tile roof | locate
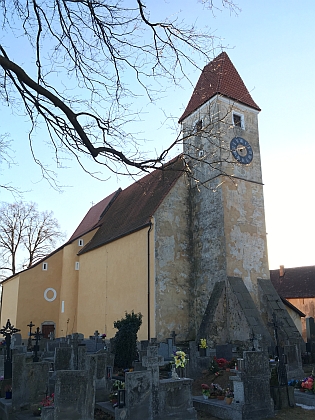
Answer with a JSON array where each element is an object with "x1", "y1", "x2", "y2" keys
[
  {"x1": 179, "y1": 52, "x2": 261, "y2": 123},
  {"x1": 80, "y1": 156, "x2": 185, "y2": 253},
  {"x1": 270, "y1": 266, "x2": 315, "y2": 298},
  {"x1": 68, "y1": 189, "x2": 121, "y2": 242}
]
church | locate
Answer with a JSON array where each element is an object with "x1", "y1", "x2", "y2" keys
[{"x1": 0, "y1": 53, "x2": 303, "y2": 351}]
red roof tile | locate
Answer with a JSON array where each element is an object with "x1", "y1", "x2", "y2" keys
[
  {"x1": 270, "y1": 266, "x2": 315, "y2": 298},
  {"x1": 80, "y1": 156, "x2": 185, "y2": 253},
  {"x1": 68, "y1": 189, "x2": 121, "y2": 242},
  {"x1": 179, "y1": 52, "x2": 260, "y2": 123}
]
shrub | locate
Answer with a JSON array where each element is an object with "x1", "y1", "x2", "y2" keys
[{"x1": 113, "y1": 311, "x2": 142, "y2": 368}]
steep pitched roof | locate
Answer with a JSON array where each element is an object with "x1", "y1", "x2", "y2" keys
[
  {"x1": 80, "y1": 156, "x2": 185, "y2": 254},
  {"x1": 270, "y1": 265, "x2": 315, "y2": 298},
  {"x1": 179, "y1": 52, "x2": 261, "y2": 123},
  {"x1": 68, "y1": 189, "x2": 121, "y2": 242}
]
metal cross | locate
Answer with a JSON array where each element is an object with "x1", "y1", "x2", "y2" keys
[
  {"x1": 27, "y1": 321, "x2": 35, "y2": 351},
  {"x1": 0, "y1": 319, "x2": 21, "y2": 379},
  {"x1": 31, "y1": 327, "x2": 43, "y2": 362}
]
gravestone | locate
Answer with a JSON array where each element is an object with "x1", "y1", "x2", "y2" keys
[
  {"x1": 70, "y1": 333, "x2": 86, "y2": 370},
  {"x1": 157, "y1": 378, "x2": 197, "y2": 420},
  {"x1": 284, "y1": 344, "x2": 304, "y2": 380},
  {"x1": 188, "y1": 341, "x2": 210, "y2": 379},
  {"x1": 216, "y1": 343, "x2": 233, "y2": 361},
  {"x1": 54, "y1": 345, "x2": 86, "y2": 371},
  {"x1": 158, "y1": 338, "x2": 176, "y2": 361},
  {"x1": 11, "y1": 334, "x2": 22, "y2": 348},
  {"x1": 12, "y1": 353, "x2": 50, "y2": 411},
  {"x1": 122, "y1": 370, "x2": 152, "y2": 420},
  {"x1": 306, "y1": 317, "x2": 315, "y2": 361},
  {"x1": 230, "y1": 351, "x2": 274, "y2": 419},
  {"x1": 94, "y1": 351, "x2": 115, "y2": 402},
  {"x1": 142, "y1": 344, "x2": 164, "y2": 416},
  {"x1": 52, "y1": 369, "x2": 95, "y2": 420}
]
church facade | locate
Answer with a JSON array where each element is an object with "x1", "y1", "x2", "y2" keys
[{"x1": 0, "y1": 53, "x2": 302, "y2": 350}]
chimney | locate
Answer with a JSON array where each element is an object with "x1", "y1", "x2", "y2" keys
[{"x1": 279, "y1": 265, "x2": 285, "y2": 277}]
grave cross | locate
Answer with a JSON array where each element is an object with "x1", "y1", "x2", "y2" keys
[
  {"x1": 170, "y1": 331, "x2": 177, "y2": 346},
  {"x1": 27, "y1": 321, "x2": 35, "y2": 351},
  {"x1": 94, "y1": 330, "x2": 99, "y2": 351},
  {"x1": 142, "y1": 344, "x2": 164, "y2": 416},
  {"x1": 31, "y1": 327, "x2": 43, "y2": 362},
  {"x1": 0, "y1": 319, "x2": 21, "y2": 379}
]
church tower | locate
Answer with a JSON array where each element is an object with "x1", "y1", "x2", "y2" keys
[
  {"x1": 179, "y1": 53, "x2": 303, "y2": 355},
  {"x1": 179, "y1": 52, "x2": 271, "y2": 340}
]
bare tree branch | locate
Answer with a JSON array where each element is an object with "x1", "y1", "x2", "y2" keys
[{"x1": 0, "y1": 201, "x2": 65, "y2": 277}]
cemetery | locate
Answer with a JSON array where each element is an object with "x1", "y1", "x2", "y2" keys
[{"x1": 0, "y1": 316, "x2": 314, "y2": 420}]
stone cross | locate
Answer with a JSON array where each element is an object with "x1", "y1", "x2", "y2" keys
[
  {"x1": 0, "y1": 319, "x2": 21, "y2": 379},
  {"x1": 142, "y1": 344, "x2": 164, "y2": 415},
  {"x1": 94, "y1": 330, "x2": 99, "y2": 351}
]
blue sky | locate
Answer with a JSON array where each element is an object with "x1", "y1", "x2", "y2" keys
[{"x1": 1, "y1": 0, "x2": 314, "y2": 269}]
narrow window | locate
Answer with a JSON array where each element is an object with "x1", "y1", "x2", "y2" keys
[
  {"x1": 42, "y1": 262, "x2": 48, "y2": 271},
  {"x1": 195, "y1": 120, "x2": 202, "y2": 133},
  {"x1": 75, "y1": 262, "x2": 80, "y2": 270},
  {"x1": 232, "y1": 112, "x2": 244, "y2": 129},
  {"x1": 78, "y1": 238, "x2": 84, "y2": 246},
  {"x1": 198, "y1": 150, "x2": 204, "y2": 158},
  {"x1": 61, "y1": 301, "x2": 65, "y2": 313}
]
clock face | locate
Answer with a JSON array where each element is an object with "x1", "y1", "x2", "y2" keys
[{"x1": 230, "y1": 137, "x2": 253, "y2": 165}]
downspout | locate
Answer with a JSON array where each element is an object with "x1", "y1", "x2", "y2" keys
[{"x1": 147, "y1": 221, "x2": 153, "y2": 341}]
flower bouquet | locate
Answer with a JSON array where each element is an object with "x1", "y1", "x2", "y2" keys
[
  {"x1": 301, "y1": 375, "x2": 315, "y2": 393},
  {"x1": 201, "y1": 383, "x2": 210, "y2": 399},
  {"x1": 173, "y1": 350, "x2": 188, "y2": 368}
]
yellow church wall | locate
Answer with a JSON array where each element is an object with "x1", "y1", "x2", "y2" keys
[
  {"x1": 1, "y1": 275, "x2": 20, "y2": 327},
  {"x1": 76, "y1": 227, "x2": 154, "y2": 340},
  {"x1": 58, "y1": 229, "x2": 98, "y2": 337},
  {"x1": 14, "y1": 249, "x2": 63, "y2": 338}
]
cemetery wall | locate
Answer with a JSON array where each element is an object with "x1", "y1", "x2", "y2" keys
[
  {"x1": 59, "y1": 228, "x2": 97, "y2": 336},
  {"x1": 77, "y1": 227, "x2": 154, "y2": 340},
  {"x1": 154, "y1": 175, "x2": 192, "y2": 341}
]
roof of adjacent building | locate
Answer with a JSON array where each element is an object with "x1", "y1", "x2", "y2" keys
[
  {"x1": 179, "y1": 52, "x2": 261, "y2": 123},
  {"x1": 79, "y1": 156, "x2": 185, "y2": 254},
  {"x1": 270, "y1": 265, "x2": 315, "y2": 298}
]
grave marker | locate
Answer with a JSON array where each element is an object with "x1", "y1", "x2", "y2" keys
[
  {"x1": 124, "y1": 370, "x2": 152, "y2": 420},
  {"x1": 216, "y1": 343, "x2": 232, "y2": 361},
  {"x1": 27, "y1": 321, "x2": 35, "y2": 351},
  {"x1": 31, "y1": 327, "x2": 43, "y2": 362},
  {"x1": 142, "y1": 343, "x2": 164, "y2": 415},
  {"x1": 0, "y1": 319, "x2": 20, "y2": 379}
]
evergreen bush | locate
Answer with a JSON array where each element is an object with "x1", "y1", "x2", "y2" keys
[{"x1": 113, "y1": 311, "x2": 142, "y2": 368}]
